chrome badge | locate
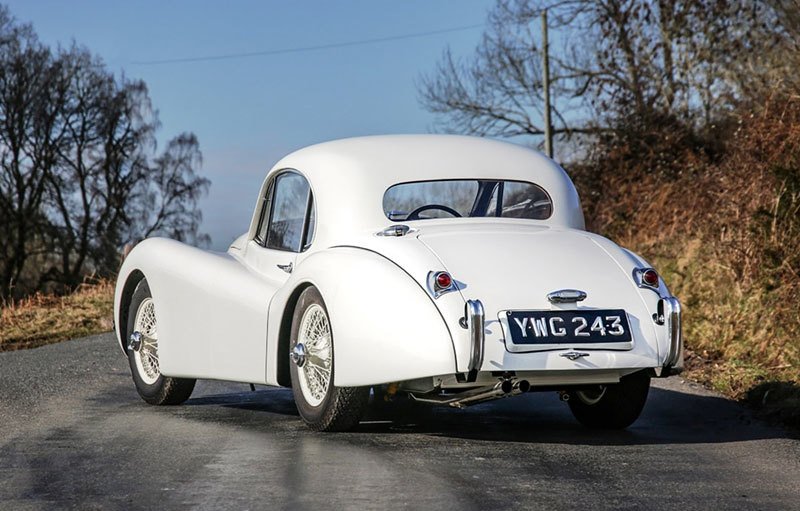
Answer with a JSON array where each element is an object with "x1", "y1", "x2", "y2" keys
[
  {"x1": 547, "y1": 289, "x2": 588, "y2": 304},
  {"x1": 560, "y1": 351, "x2": 590, "y2": 361}
]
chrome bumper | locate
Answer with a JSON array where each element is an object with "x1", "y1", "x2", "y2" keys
[
  {"x1": 466, "y1": 299, "x2": 485, "y2": 381},
  {"x1": 661, "y1": 297, "x2": 682, "y2": 371}
]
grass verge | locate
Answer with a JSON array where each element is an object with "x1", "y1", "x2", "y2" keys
[{"x1": 0, "y1": 279, "x2": 114, "y2": 352}]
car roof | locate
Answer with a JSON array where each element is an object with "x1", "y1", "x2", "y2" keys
[{"x1": 250, "y1": 135, "x2": 585, "y2": 245}]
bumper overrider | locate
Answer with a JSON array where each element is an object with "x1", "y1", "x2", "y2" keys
[{"x1": 658, "y1": 296, "x2": 683, "y2": 376}]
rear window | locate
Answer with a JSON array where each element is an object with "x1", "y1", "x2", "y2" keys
[{"x1": 383, "y1": 179, "x2": 552, "y2": 221}]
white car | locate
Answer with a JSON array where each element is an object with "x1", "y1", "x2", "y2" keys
[{"x1": 114, "y1": 135, "x2": 682, "y2": 431}]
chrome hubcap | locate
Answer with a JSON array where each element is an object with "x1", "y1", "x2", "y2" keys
[
  {"x1": 128, "y1": 331, "x2": 143, "y2": 352},
  {"x1": 291, "y1": 343, "x2": 306, "y2": 367},
  {"x1": 132, "y1": 297, "x2": 160, "y2": 385},
  {"x1": 295, "y1": 304, "x2": 332, "y2": 407}
]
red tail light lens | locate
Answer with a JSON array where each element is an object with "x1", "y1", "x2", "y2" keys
[
  {"x1": 642, "y1": 269, "x2": 659, "y2": 287},
  {"x1": 435, "y1": 271, "x2": 453, "y2": 289}
]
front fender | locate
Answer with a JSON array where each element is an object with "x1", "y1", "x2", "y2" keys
[
  {"x1": 115, "y1": 237, "x2": 274, "y2": 382},
  {"x1": 267, "y1": 247, "x2": 457, "y2": 387}
]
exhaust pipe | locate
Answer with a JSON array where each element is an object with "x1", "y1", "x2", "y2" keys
[
  {"x1": 409, "y1": 378, "x2": 531, "y2": 409},
  {"x1": 451, "y1": 378, "x2": 530, "y2": 408},
  {"x1": 453, "y1": 380, "x2": 509, "y2": 408}
]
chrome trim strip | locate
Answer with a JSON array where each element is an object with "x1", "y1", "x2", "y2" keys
[
  {"x1": 662, "y1": 297, "x2": 682, "y2": 367},
  {"x1": 547, "y1": 289, "x2": 587, "y2": 304},
  {"x1": 466, "y1": 299, "x2": 485, "y2": 373}
]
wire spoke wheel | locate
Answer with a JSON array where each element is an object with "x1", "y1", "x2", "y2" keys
[
  {"x1": 296, "y1": 303, "x2": 332, "y2": 407},
  {"x1": 133, "y1": 297, "x2": 160, "y2": 385},
  {"x1": 289, "y1": 286, "x2": 368, "y2": 431},
  {"x1": 125, "y1": 279, "x2": 195, "y2": 406}
]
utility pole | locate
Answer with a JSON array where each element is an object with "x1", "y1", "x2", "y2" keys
[{"x1": 541, "y1": 9, "x2": 553, "y2": 159}]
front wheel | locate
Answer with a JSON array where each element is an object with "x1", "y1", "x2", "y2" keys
[
  {"x1": 126, "y1": 279, "x2": 195, "y2": 405},
  {"x1": 567, "y1": 371, "x2": 651, "y2": 429},
  {"x1": 289, "y1": 287, "x2": 369, "y2": 431}
]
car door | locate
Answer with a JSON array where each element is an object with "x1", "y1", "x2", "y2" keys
[
  {"x1": 246, "y1": 170, "x2": 314, "y2": 281},
  {"x1": 210, "y1": 171, "x2": 315, "y2": 381}
]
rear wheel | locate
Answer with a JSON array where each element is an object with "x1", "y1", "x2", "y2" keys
[
  {"x1": 289, "y1": 287, "x2": 369, "y2": 431},
  {"x1": 567, "y1": 371, "x2": 650, "y2": 429},
  {"x1": 126, "y1": 279, "x2": 195, "y2": 405}
]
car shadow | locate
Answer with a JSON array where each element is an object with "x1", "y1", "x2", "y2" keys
[
  {"x1": 181, "y1": 381, "x2": 795, "y2": 446},
  {"x1": 742, "y1": 380, "x2": 800, "y2": 430},
  {"x1": 186, "y1": 388, "x2": 300, "y2": 417}
]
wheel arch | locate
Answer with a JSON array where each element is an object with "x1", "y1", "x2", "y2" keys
[
  {"x1": 116, "y1": 269, "x2": 146, "y2": 353},
  {"x1": 275, "y1": 281, "x2": 313, "y2": 387}
]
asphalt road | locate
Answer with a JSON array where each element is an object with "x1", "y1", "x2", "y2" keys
[{"x1": 1, "y1": 333, "x2": 798, "y2": 511}]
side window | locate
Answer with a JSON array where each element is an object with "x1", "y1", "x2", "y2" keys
[
  {"x1": 254, "y1": 182, "x2": 274, "y2": 245},
  {"x1": 302, "y1": 200, "x2": 315, "y2": 250},
  {"x1": 265, "y1": 172, "x2": 312, "y2": 252}
]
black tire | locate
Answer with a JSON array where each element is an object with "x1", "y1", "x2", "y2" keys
[
  {"x1": 289, "y1": 287, "x2": 369, "y2": 431},
  {"x1": 126, "y1": 279, "x2": 195, "y2": 406},
  {"x1": 567, "y1": 370, "x2": 651, "y2": 429}
]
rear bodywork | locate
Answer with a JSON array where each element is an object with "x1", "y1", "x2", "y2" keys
[{"x1": 114, "y1": 135, "x2": 681, "y2": 395}]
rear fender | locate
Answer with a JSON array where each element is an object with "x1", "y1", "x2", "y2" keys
[
  {"x1": 590, "y1": 235, "x2": 681, "y2": 369},
  {"x1": 266, "y1": 247, "x2": 457, "y2": 387}
]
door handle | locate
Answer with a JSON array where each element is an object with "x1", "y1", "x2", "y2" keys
[{"x1": 277, "y1": 262, "x2": 293, "y2": 273}]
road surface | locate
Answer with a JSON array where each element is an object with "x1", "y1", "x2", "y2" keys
[{"x1": 1, "y1": 333, "x2": 798, "y2": 510}]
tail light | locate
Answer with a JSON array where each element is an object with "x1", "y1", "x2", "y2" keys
[
  {"x1": 429, "y1": 270, "x2": 456, "y2": 298},
  {"x1": 642, "y1": 269, "x2": 659, "y2": 287},
  {"x1": 435, "y1": 271, "x2": 452, "y2": 289},
  {"x1": 635, "y1": 268, "x2": 660, "y2": 289}
]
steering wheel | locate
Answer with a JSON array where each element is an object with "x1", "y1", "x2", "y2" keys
[{"x1": 406, "y1": 204, "x2": 462, "y2": 220}]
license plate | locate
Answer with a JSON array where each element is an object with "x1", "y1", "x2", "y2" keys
[{"x1": 505, "y1": 309, "x2": 631, "y2": 345}]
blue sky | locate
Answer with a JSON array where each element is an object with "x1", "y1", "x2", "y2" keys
[{"x1": 6, "y1": 1, "x2": 495, "y2": 249}]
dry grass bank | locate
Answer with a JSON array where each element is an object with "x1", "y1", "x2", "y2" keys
[
  {"x1": 576, "y1": 94, "x2": 800, "y2": 427},
  {"x1": 0, "y1": 279, "x2": 114, "y2": 351}
]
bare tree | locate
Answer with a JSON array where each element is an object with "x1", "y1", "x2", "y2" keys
[
  {"x1": 0, "y1": 8, "x2": 64, "y2": 297},
  {"x1": 419, "y1": 0, "x2": 794, "y2": 152},
  {"x1": 40, "y1": 49, "x2": 155, "y2": 289},
  {"x1": 0, "y1": 7, "x2": 210, "y2": 298},
  {"x1": 131, "y1": 132, "x2": 210, "y2": 246}
]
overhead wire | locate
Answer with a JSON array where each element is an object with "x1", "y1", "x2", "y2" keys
[{"x1": 131, "y1": 23, "x2": 484, "y2": 65}]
